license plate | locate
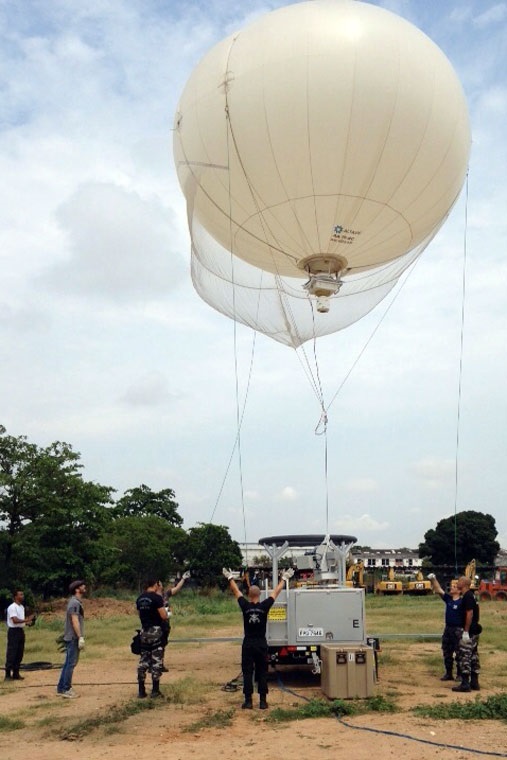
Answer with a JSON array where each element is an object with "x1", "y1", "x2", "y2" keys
[{"x1": 298, "y1": 627, "x2": 324, "y2": 638}]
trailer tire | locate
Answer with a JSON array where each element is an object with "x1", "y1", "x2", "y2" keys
[
  {"x1": 479, "y1": 592, "x2": 492, "y2": 601},
  {"x1": 494, "y1": 591, "x2": 507, "y2": 601}
]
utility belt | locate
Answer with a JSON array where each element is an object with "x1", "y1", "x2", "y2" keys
[{"x1": 140, "y1": 626, "x2": 163, "y2": 650}]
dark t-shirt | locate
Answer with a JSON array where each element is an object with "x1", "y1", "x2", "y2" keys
[
  {"x1": 136, "y1": 591, "x2": 164, "y2": 629},
  {"x1": 461, "y1": 589, "x2": 480, "y2": 633},
  {"x1": 238, "y1": 596, "x2": 274, "y2": 639},
  {"x1": 441, "y1": 593, "x2": 463, "y2": 627}
]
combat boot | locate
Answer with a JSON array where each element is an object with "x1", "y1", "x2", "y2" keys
[
  {"x1": 452, "y1": 678, "x2": 471, "y2": 692},
  {"x1": 12, "y1": 671, "x2": 24, "y2": 680},
  {"x1": 440, "y1": 670, "x2": 453, "y2": 681},
  {"x1": 137, "y1": 678, "x2": 147, "y2": 698},
  {"x1": 4, "y1": 669, "x2": 12, "y2": 680},
  {"x1": 259, "y1": 697, "x2": 268, "y2": 709},
  {"x1": 241, "y1": 697, "x2": 253, "y2": 709},
  {"x1": 470, "y1": 674, "x2": 480, "y2": 691},
  {"x1": 151, "y1": 679, "x2": 162, "y2": 698}
]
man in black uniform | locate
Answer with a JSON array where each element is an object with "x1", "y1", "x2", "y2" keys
[
  {"x1": 223, "y1": 566, "x2": 294, "y2": 710},
  {"x1": 135, "y1": 579, "x2": 169, "y2": 698},
  {"x1": 156, "y1": 571, "x2": 191, "y2": 672},
  {"x1": 453, "y1": 575, "x2": 481, "y2": 692}
]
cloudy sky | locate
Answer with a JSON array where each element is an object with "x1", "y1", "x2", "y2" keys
[{"x1": 1, "y1": 0, "x2": 506, "y2": 554}]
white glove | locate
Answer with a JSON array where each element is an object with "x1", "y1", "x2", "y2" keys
[
  {"x1": 182, "y1": 571, "x2": 191, "y2": 580},
  {"x1": 282, "y1": 567, "x2": 295, "y2": 581},
  {"x1": 165, "y1": 607, "x2": 172, "y2": 618},
  {"x1": 462, "y1": 631, "x2": 470, "y2": 642},
  {"x1": 427, "y1": 573, "x2": 436, "y2": 580},
  {"x1": 78, "y1": 636, "x2": 85, "y2": 650},
  {"x1": 223, "y1": 567, "x2": 234, "y2": 580}
]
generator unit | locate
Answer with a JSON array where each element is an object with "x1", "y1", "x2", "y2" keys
[{"x1": 258, "y1": 534, "x2": 377, "y2": 678}]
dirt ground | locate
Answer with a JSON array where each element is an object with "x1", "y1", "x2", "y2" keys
[{"x1": 1, "y1": 602, "x2": 507, "y2": 760}]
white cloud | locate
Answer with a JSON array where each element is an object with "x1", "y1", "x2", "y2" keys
[
  {"x1": 277, "y1": 486, "x2": 299, "y2": 502},
  {"x1": 40, "y1": 182, "x2": 183, "y2": 301},
  {"x1": 120, "y1": 372, "x2": 180, "y2": 408},
  {"x1": 474, "y1": 3, "x2": 507, "y2": 28},
  {"x1": 345, "y1": 478, "x2": 379, "y2": 494},
  {"x1": 410, "y1": 458, "x2": 456, "y2": 489},
  {"x1": 332, "y1": 514, "x2": 390, "y2": 533}
]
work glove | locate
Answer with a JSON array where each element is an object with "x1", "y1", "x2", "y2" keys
[
  {"x1": 223, "y1": 567, "x2": 240, "y2": 581},
  {"x1": 78, "y1": 636, "x2": 85, "y2": 650},
  {"x1": 461, "y1": 631, "x2": 470, "y2": 642},
  {"x1": 182, "y1": 570, "x2": 191, "y2": 580},
  {"x1": 165, "y1": 607, "x2": 172, "y2": 617},
  {"x1": 427, "y1": 573, "x2": 436, "y2": 580},
  {"x1": 281, "y1": 567, "x2": 295, "y2": 581}
]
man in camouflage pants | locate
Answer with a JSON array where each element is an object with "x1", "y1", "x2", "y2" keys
[
  {"x1": 453, "y1": 576, "x2": 481, "y2": 693},
  {"x1": 135, "y1": 579, "x2": 168, "y2": 698}
]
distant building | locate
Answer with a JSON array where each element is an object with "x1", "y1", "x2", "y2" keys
[
  {"x1": 351, "y1": 547, "x2": 422, "y2": 571},
  {"x1": 238, "y1": 540, "x2": 507, "y2": 573}
]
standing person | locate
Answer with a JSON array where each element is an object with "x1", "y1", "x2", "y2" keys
[
  {"x1": 223, "y1": 565, "x2": 294, "y2": 710},
  {"x1": 4, "y1": 589, "x2": 35, "y2": 680},
  {"x1": 56, "y1": 580, "x2": 86, "y2": 698},
  {"x1": 157, "y1": 571, "x2": 191, "y2": 672},
  {"x1": 136, "y1": 578, "x2": 170, "y2": 698},
  {"x1": 427, "y1": 574, "x2": 463, "y2": 681},
  {"x1": 453, "y1": 576, "x2": 481, "y2": 692}
]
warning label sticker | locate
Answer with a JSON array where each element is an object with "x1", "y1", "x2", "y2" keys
[{"x1": 268, "y1": 606, "x2": 287, "y2": 621}]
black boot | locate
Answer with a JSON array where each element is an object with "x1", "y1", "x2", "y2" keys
[
  {"x1": 4, "y1": 669, "x2": 12, "y2": 680},
  {"x1": 259, "y1": 696, "x2": 268, "y2": 709},
  {"x1": 242, "y1": 697, "x2": 253, "y2": 709},
  {"x1": 137, "y1": 678, "x2": 147, "y2": 698},
  {"x1": 470, "y1": 674, "x2": 480, "y2": 691},
  {"x1": 151, "y1": 679, "x2": 162, "y2": 698},
  {"x1": 452, "y1": 678, "x2": 471, "y2": 692},
  {"x1": 12, "y1": 671, "x2": 24, "y2": 680},
  {"x1": 440, "y1": 671, "x2": 453, "y2": 681}
]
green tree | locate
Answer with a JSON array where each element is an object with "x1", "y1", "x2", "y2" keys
[
  {"x1": 418, "y1": 510, "x2": 500, "y2": 566},
  {"x1": 183, "y1": 523, "x2": 243, "y2": 587},
  {"x1": 0, "y1": 425, "x2": 114, "y2": 596},
  {"x1": 104, "y1": 515, "x2": 187, "y2": 589},
  {"x1": 113, "y1": 484, "x2": 182, "y2": 526}
]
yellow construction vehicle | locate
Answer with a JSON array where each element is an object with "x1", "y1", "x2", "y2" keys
[
  {"x1": 404, "y1": 569, "x2": 432, "y2": 595},
  {"x1": 375, "y1": 566, "x2": 403, "y2": 595},
  {"x1": 454, "y1": 559, "x2": 477, "y2": 589},
  {"x1": 346, "y1": 561, "x2": 365, "y2": 588}
]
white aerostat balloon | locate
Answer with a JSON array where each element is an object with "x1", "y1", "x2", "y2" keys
[{"x1": 174, "y1": 0, "x2": 470, "y2": 347}]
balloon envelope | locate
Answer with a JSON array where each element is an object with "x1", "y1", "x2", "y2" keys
[{"x1": 174, "y1": 0, "x2": 470, "y2": 347}]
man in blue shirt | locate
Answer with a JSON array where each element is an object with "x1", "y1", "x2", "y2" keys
[{"x1": 428, "y1": 573, "x2": 463, "y2": 681}]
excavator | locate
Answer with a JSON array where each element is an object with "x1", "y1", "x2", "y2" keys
[
  {"x1": 375, "y1": 566, "x2": 403, "y2": 595},
  {"x1": 346, "y1": 561, "x2": 365, "y2": 588},
  {"x1": 454, "y1": 559, "x2": 477, "y2": 590},
  {"x1": 404, "y1": 569, "x2": 432, "y2": 595}
]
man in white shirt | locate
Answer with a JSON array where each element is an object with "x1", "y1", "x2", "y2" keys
[{"x1": 4, "y1": 589, "x2": 34, "y2": 680}]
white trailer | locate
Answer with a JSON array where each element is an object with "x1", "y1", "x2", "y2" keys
[{"x1": 258, "y1": 534, "x2": 378, "y2": 674}]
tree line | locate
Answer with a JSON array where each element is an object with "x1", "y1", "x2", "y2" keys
[
  {"x1": 1, "y1": 424, "x2": 501, "y2": 602},
  {"x1": 0, "y1": 425, "x2": 242, "y2": 600}
]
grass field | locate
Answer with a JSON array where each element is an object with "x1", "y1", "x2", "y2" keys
[{"x1": 1, "y1": 590, "x2": 507, "y2": 759}]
